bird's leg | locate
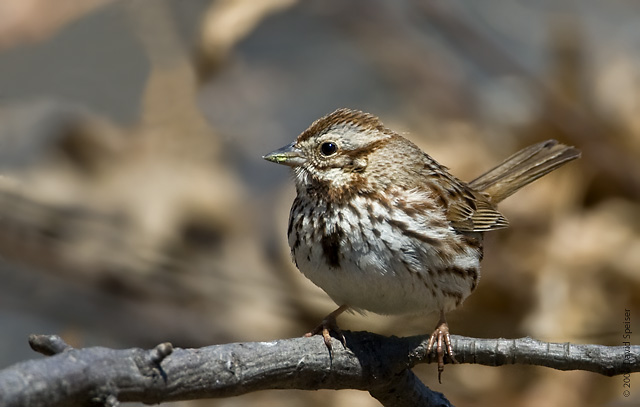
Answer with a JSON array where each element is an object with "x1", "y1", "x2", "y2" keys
[
  {"x1": 426, "y1": 311, "x2": 458, "y2": 383},
  {"x1": 305, "y1": 305, "x2": 349, "y2": 350}
]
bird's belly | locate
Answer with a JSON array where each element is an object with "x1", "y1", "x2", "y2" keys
[
  {"x1": 292, "y1": 221, "x2": 481, "y2": 315},
  {"x1": 299, "y1": 254, "x2": 442, "y2": 314}
]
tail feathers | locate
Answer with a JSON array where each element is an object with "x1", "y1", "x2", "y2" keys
[{"x1": 469, "y1": 140, "x2": 581, "y2": 204}]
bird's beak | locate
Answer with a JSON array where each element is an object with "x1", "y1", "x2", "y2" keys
[{"x1": 263, "y1": 142, "x2": 306, "y2": 167}]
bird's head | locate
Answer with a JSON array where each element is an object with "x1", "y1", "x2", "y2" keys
[{"x1": 264, "y1": 108, "x2": 396, "y2": 195}]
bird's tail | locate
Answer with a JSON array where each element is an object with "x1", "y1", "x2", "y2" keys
[{"x1": 469, "y1": 140, "x2": 581, "y2": 205}]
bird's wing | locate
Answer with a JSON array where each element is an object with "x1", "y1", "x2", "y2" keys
[{"x1": 446, "y1": 186, "x2": 509, "y2": 232}]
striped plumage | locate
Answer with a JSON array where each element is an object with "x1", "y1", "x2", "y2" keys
[{"x1": 264, "y1": 108, "x2": 580, "y2": 380}]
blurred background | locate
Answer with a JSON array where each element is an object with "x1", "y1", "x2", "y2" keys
[{"x1": 0, "y1": 0, "x2": 639, "y2": 406}]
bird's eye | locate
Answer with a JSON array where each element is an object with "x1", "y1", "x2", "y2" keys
[{"x1": 320, "y1": 142, "x2": 338, "y2": 156}]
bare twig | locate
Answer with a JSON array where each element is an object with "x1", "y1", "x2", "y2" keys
[
  {"x1": 28, "y1": 334, "x2": 72, "y2": 356},
  {"x1": 0, "y1": 332, "x2": 637, "y2": 407}
]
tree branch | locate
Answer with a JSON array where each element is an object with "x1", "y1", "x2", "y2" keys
[{"x1": 0, "y1": 332, "x2": 637, "y2": 407}]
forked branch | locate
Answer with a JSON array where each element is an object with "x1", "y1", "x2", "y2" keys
[{"x1": 0, "y1": 332, "x2": 637, "y2": 407}]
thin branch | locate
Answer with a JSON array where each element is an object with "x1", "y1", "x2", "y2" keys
[
  {"x1": 1, "y1": 332, "x2": 637, "y2": 407},
  {"x1": 429, "y1": 335, "x2": 638, "y2": 376}
]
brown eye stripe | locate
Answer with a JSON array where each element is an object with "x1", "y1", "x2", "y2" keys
[{"x1": 342, "y1": 138, "x2": 391, "y2": 159}]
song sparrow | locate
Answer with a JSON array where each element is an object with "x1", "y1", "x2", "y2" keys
[{"x1": 264, "y1": 108, "x2": 580, "y2": 381}]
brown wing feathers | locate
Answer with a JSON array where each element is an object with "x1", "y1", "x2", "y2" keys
[{"x1": 447, "y1": 139, "x2": 579, "y2": 233}]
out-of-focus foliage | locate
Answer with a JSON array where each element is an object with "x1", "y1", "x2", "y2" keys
[{"x1": 0, "y1": 0, "x2": 638, "y2": 406}]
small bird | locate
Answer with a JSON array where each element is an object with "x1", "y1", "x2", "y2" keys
[{"x1": 264, "y1": 108, "x2": 580, "y2": 381}]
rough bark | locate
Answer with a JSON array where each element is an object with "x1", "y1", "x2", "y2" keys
[{"x1": 1, "y1": 332, "x2": 637, "y2": 407}]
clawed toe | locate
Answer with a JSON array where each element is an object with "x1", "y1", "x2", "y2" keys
[
  {"x1": 304, "y1": 305, "x2": 349, "y2": 350},
  {"x1": 304, "y1": 321, "x2": 345, "y2": 350},
  {"x1": 426, "y1": 319, "x2": 458, "y2": 383}
]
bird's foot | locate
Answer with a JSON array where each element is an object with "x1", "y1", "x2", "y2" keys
[
  {"x1": 426, "y1": 319, "x2": 458, "y2": 383},
  {"x1": 304, "y1": 305, "x2": 348, "y2": 350}
]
